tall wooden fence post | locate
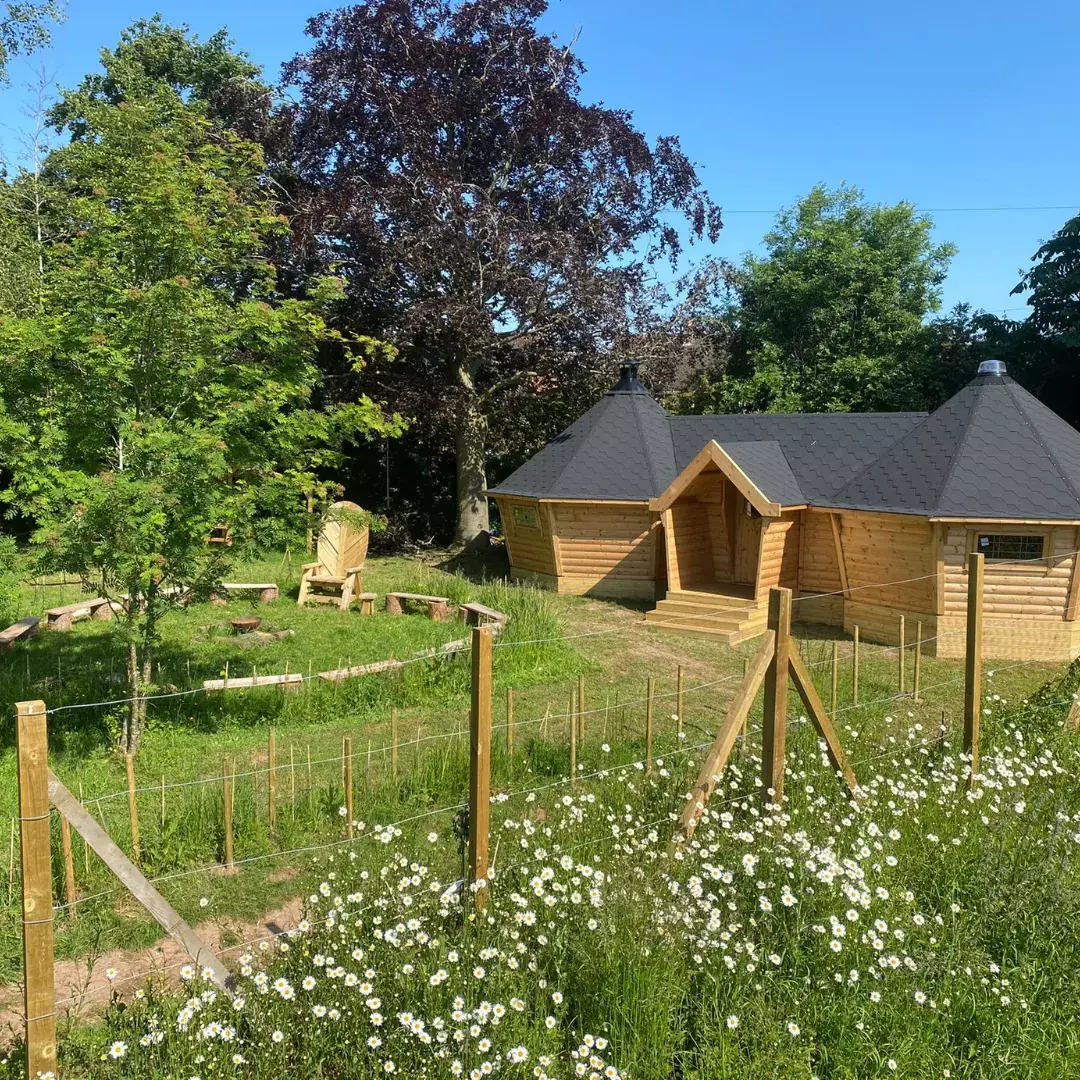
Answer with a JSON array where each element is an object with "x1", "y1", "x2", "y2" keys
[
  {"x1": 914, "y1": 621, "x2": 923, "y2": 703},
  {"x1": 468, "y1": 626, "x2": 493, "y2": 911},
  {"x1": 645, "y1": 676, "x2": 654, "y2": 773},
  {"x1": 506, "y1": 688, "x2": 515, "y2": 757},
  {"x1": 222, "y1": 758, "x2": 234, "y2": 871},
  {"x1": 676, "y1": 664, "x2": 684, "y2": 737},
  {"x1": 898, "y1": 615, "x2": 906, "y2": 694},
  {"x1": 831, "y1": 641, "x2": 838, "y2": 715},
  {"x1": 16, "y1": 700, "x2": 57, "y2": 1079},
  {"x1": 344, "y1": 736, "x2": 353, "y2": 838},
  {"x1": 569, "y1": 689, "x2": 577, "y2": 784},
  {"x1": 125, "y1": 754, "x2": 140, "y2": 866},
  {"x1": 578, "y1": 674, "x2": 586, "y2": 739},
  {"x1": 268, "y1": 730, "x2": 277, "y2": 832},
  {"x1": 852, "y1": 625, "x2": 860, "y2": 705},
  {"x1": 761, "y1": 588, "x2": 792, "y2": 806},
  {"x1": 60, "y1": 815, "x2": 77, "y2": 912},
  {"x1": 963, "y1": 552, "x2": 985, "y2": 786}
]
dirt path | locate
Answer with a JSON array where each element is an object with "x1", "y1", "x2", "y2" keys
[{"x1": 0, "y1": 892, "x2": 305, "y2": 1040}]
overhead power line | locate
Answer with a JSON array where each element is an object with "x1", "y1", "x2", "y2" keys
[{"x1": 719, "y1": 204, "x2": 1080, "y2": 215}]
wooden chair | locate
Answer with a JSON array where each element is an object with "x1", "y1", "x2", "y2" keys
[{"x1": 297, "y1": 501, "x2": 370, "y2": 612}]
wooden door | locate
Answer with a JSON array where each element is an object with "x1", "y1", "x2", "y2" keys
[{"x1": 734, "y1": 504, "x2": 760, "y2": 586}]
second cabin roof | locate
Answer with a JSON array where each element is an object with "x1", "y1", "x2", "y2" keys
[{"x1": 487, "y1": 362, "x2": 1080, "y2": 521}]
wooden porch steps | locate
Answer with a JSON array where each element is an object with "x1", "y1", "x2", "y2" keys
[{"x1": 645, "y1": 589, "x2": 769, "y2": 644}]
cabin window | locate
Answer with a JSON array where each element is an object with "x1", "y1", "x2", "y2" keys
[
  {"x1": 977, "y1": 533, "x2": 1045, "y2": 562},
  {"x1": 513, "y1": 506, "x2": 539, "y2": 530}
]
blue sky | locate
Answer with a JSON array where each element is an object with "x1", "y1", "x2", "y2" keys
[{"x1": 1, "y1": 0, "x2": 1075, "y2": 316}]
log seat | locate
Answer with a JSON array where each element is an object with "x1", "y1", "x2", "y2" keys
[
  {"x1": 385, "y1": 592, "x2": 450, "y2": 621},
  {"x1": 0, "y1": 616, "x2": 39, "y2": 649},
  {"x1": 45, "y1": 597, "x2": 113, "y2": 631},
  {"x1": 458, "y1": 601, "x2": 509, "y2": 628}
]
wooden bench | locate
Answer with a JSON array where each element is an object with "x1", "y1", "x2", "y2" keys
[
  {"x1": 358, "y1": 592, "x2": 376, "y2": 615},
  {"x1": 385, "y1": 592, "x2": 450, "y2": 621},
  {"x1": 213, "y1": 583, "x2": 280, "y2": 605},
  {"x1": 458, "y1": 602, "x2": 509, "y2": 628},
  {"x1": 45, "y1": 597, "x2": 112, "y2": 631},
  {"x1": 0, "y1": 616, "x2": 39, "y2": 650}
]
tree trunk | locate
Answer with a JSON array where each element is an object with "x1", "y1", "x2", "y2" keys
[{"x1": 453, "y1": 387, "x2": 490, "y2": 548}]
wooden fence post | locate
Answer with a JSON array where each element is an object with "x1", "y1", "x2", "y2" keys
[
  {"x1": 16, "y1": 700, "x2": 57, "y2": 1079},
  {"x1": 676, "y1": 664, "x2": 684, "y2": 737},
  {"x1": 761, "y1": 588, "x2": 792, "y2": 806},
  {"x1": 578, "y1": 674, "x2": 586, "y2": 739},
  {"x1": 569, "y1": 690, "x2": 577, "y2": 784},
  {"x1": 344, "y1": 736, "x2": 353, "y2": 838},
  {"x1": 268, "y1": 730, "x2": 277, "y2": 832},
  {"x1": 125, "y1": 754, "x2": 140, "y2": 866},
  {"x1": 391, "y1": 707, "x2": 399, "y2": 780},
  {"x1": 898, "y1": 615, "x2": 906, "y2": 694},
  {"x1": 964, "y1": 551, "x2": 985, "y2": 786},
  {"x1": 831, "y1": 641, "x2": 838, "y2": 715},
  {"x1": 506, "y1": 688, "x2": 515, "y2": 757},
  {"x1": 223, "y1": 758, "x2": 234, "y2": 871},
  {"x1": 468, "y1": 626, "x2": 493, "y2": 911},
  {"x1": 852, "y1": 625, "x2": 860, "y2": 705},
  {"x1": 159, "y1": 775, "x2": 166, "y2": 832},
  {"x1": 7, "y1": 817, "x2": 15, "y2": 903},
  {"x1": 60, "y1": 815, "x2": 76, "y2": 912},
  {"x1": 645, "y1": 677, "x2": 654, "y2": 773},
  {"x1": 914, "y1": 621, "x2": 923, "y2": 703}
]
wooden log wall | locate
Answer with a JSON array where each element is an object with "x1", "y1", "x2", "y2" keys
[
  {"x1": 837, "y1": 512, "x2": 934, "y2": 611},
  {"x1": 666, "y1": 502, "x2": 712, "y2": 590},
  {"x1": 757, "y1": 513, "x2": 800, "y2": 597},
  {"x1": 497, "y1": 497, "x2": 556, "y2": 578}
]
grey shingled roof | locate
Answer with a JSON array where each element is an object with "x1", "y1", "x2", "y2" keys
[
  {"x1": 719, "y1": 441, "x2": 805, "y2": 506},
  {"x1": 488, "y1": 367, "x2": 1080, "y2": 520},
  {"x1": 671, "y1": 413, "x2": 926, "y2": 502},
  {"x1": 486, "y1": 371, "x2": 677, "y2": 501},
  {"x1": 829, "y1": 374, "x2": 1080, "y2": 518}
]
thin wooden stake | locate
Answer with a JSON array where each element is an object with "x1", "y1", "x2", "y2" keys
[
  {"x1": 344, "y1": 736, "x2": 353, "y2": 837},
  {"x1": 578, "y1": 674, "x2": 586, "y2": 739},
  {"x1": 159, "y1": 775, "x2": 165, "y2": 832},
  {"x1": 852, "y1": 625, "x2": 860, "y2": 705},
  {"x1": 16, "y1": 700, "x2": 57, "y2": 1078},
  {"x1": 78, "y1": 781, "x2": 88, "y2": 876},
  {"x1": 7, "y1": 817, "x2": 15, "y2": 903},
  {"x1": 307, "y1": 745, "x2": 312, "y2": 788},
  {"x1": 964, "y1": 551, "x2": 984, "y2": 786},
  {"x1": 506, "y1": 688, "x2": 515, "y2": 757},
  {"x1": 223, "y1": 758, "x2": 234, "y2": 871},
  {"x1": 125, "y1": 754, "x2": 140, "y2": 866},
  {"x1": 468, "y1": 626, "x2": 493, "y2": 911},
  {"x1": 645, "y1": 677, "x2": 654, "y2": 773},
  {"x1": 268, "y1": 730, "x2": 277, "y2": 832},
  {"x1": 60, "y1": 814, "x2": 76, "y2": 912},
  {"x1": 289, "y1": 744, "x2": 296, "y2": 808},
  {"x1": 391, "y1": 707, "x2": 399, "y2": 780},
  {"x1": 676, "y1": 665, "x2": 684, "y2": 736},
  {"x1": 762, "y1": 589, "x2": 792, "y2": 806},
  {"x1": 898, "y1": 615, "x2": 906, "y2": 694},
  {"x1": 831, "y1": 641, "x2": 838, "y2": 715},
  {"x1": 914, "y1": 621, "x2": 923, "y2": 703},
  {"x1": 569, "y1": 690, "x2": 577, "y2": 783}
]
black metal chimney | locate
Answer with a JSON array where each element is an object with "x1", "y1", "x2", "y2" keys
[{"x1": 614, "y1": 362, "x2": 644, "y2": 392}]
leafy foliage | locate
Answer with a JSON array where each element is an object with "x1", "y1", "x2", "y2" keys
[
  {"x1": 0, "y1": 35, "x2": 402, "y2": 750},
  {"x1": 283, "y1": 0, "x2": 720, "y2": 544},
  {"x1": 677, "y1": 185, "x2": 955, "y2": 415}
]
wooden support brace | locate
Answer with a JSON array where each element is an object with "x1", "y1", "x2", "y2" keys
[
  {"x1": 49, "y1": 775, "x2": 233, "y2": 994},
  {"x1": 673, "y1": 632, "x2": 775, "y2": 845},
  {"x1": 788, "y1": 648, "x2": 859, "y2": 798}
]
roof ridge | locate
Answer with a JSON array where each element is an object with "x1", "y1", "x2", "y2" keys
[
  {"x1": 927, "y1": 381, "x2": 984, "y2": 514},
  {"x1": 1003, "y1": 380, "x2": 1080, "y2": 510}
]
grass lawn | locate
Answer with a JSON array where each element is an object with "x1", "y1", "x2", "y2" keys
[{"x1": 1, "y1": 550, "x2": 1077, "y2": 1078}]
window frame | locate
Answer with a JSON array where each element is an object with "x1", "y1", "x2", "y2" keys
[
  {"x1": 966, "y1": 527, "x2": 1049, "y2": 574},
  {"x1": 512, "y1": 505, "x2": 540, "y2": 531}
]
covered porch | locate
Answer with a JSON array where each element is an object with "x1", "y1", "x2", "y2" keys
[{"x1": 644, "y1": 441, "x2": 801, "y2": 643}]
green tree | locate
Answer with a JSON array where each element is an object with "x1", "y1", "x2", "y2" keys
[
  {"x1": 680, "y1": 185, "x2": 955, "y2": 415},
  {"x1": 0, "y1": 0, "x2": 64, "y2": 80},
  {"x1": 0, "y1": 50, "x2": 400, "y2": 752}
]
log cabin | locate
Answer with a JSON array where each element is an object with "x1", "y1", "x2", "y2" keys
[{"x1": 487, "y1": 360, "x2": 1080, "y2": 660}]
